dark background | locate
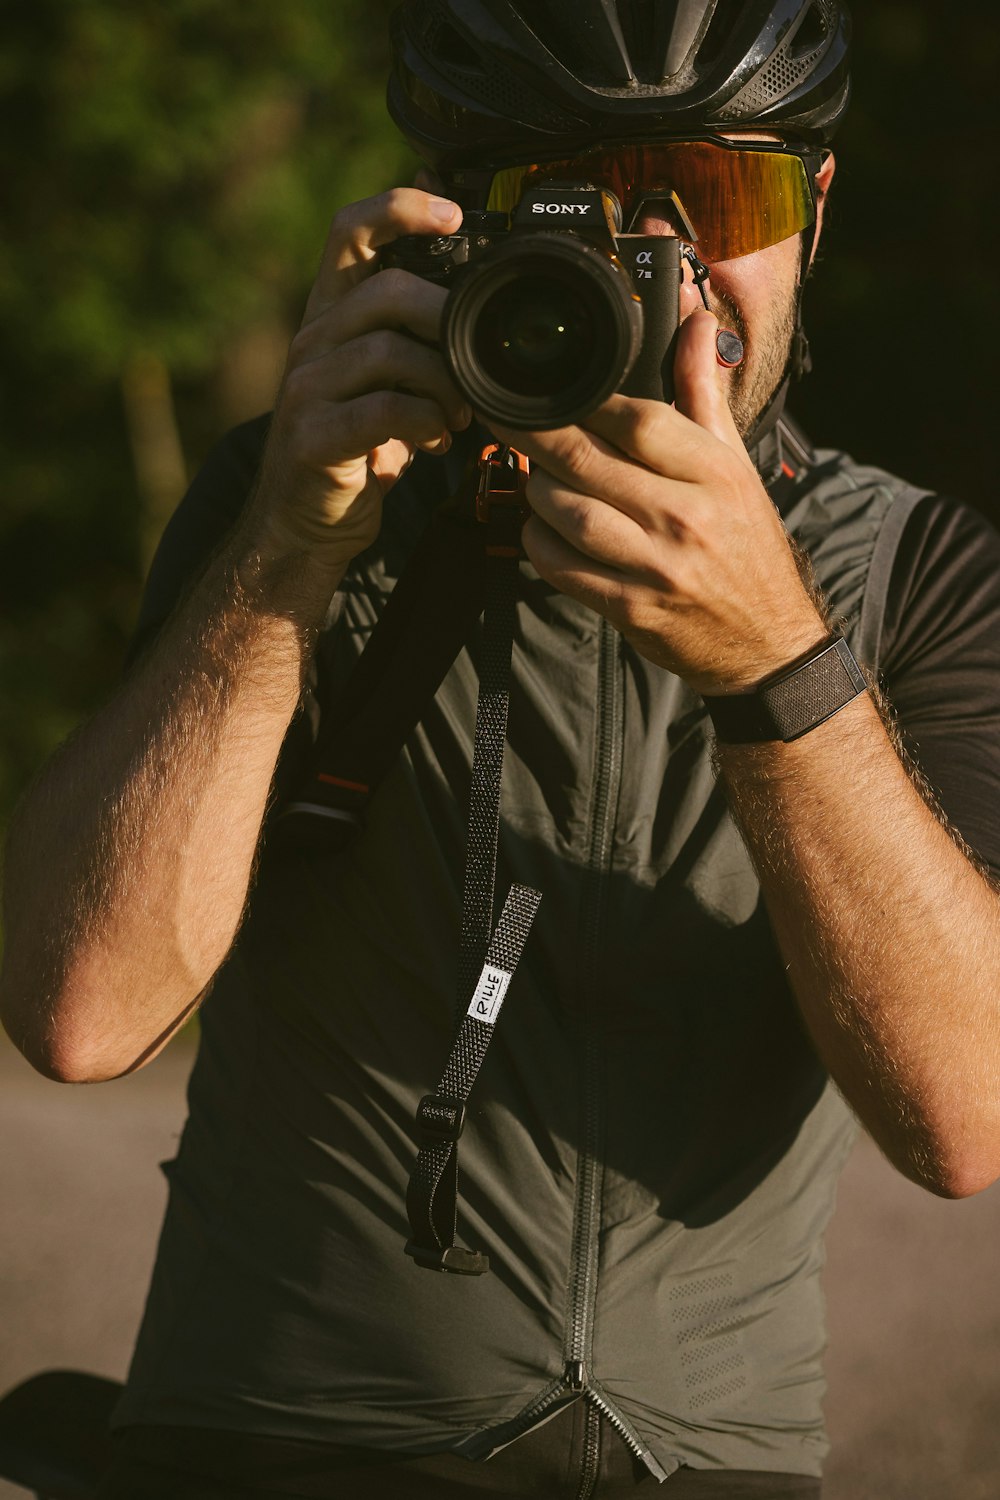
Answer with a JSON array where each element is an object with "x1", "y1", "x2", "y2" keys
[
  {"x1": 1, "y1": 1, "x2": 997, "y2": 827},
  {"x1": 797, "y1": 4, "x2": 999, "y2": 513}
]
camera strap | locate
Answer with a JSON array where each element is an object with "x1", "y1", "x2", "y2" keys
[
  {"x1": 270, "y1": 474, "x2": 491, "y2": 850},
  {"x1": 405, "y1": 444, "x2": 542, "y2": 1275},
  {"x1": 272, "y1": 437, "x2": 541, "y2": 1274}
]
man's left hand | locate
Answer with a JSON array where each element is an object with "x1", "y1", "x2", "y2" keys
[{"x1": 491, "y1": 307, "x2": 828, "y2": 696}]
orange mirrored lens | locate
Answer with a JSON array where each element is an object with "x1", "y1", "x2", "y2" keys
[{"x1": 487, "y1": 142, "x2": 815, "y2": 262}]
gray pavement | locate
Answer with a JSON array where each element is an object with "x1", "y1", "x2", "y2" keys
[{"x1": 1, "y1": 1035, "x2": 999, "y2": 1498}]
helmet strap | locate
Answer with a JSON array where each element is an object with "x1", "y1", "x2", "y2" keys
[{"x1": 746, "y1": 220, "x2": 816, "y2": 458}]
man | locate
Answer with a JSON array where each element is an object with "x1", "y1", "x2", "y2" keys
[{"x1": 3, "y1": 2, "x2": 1000, "y2": 1496}]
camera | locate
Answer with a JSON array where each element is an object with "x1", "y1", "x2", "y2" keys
[{"x1": 384, "y1": 181, "x2": 684, "y2": 430}]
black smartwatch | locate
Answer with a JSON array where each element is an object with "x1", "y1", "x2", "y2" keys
[{"x1": 703, "y1": 636, "x2": 868, "y2": 745}]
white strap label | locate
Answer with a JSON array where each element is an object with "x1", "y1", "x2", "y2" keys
[{"x1": 467, "y1": 965, "x2": 513, "y2": 1025}]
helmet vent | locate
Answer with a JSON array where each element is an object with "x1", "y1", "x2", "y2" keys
[
  {"x1": 504, "y1": 0, "x2": 635, "y2": 86},
  {"x1": 694, "y1": 0, "x2": 743, "y2": 71},
  {"x1": 618, "y1": 0, "x2": 715, "y2": 84},
  {"x1": 719, "y1": 0, "x2": 836, "y2": 121},
  {"x1": 410, "y1": 2, "x2": 580, "y2": 133},
  {"x1": 790, "y1": 2, "x2": 829, "y2": 58},
  {"x1": 434, "y1": 21, "x2": 489, "y2": 73},
  {"x1": 390, "y1": 0, "x2": 852, "y2": 157},
  {"x1": 616, "y1": 0, "x2": 656, "y2": 73}
]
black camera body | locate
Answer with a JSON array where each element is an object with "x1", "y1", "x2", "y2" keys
[{"x1": 384, "y1": 181, "x2": 682, "y2": 430}]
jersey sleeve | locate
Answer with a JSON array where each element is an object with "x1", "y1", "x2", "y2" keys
[
  {"x1": 127, "y1": 414, "x2": 271, "y2": 664},
  {"x1": 879, "y1": 494, "x2": 1000, "y2": 880}
]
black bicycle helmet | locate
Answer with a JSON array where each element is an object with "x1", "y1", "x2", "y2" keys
[{"x1": 388, "y1": 0, "x2": 852, "y2": 169}]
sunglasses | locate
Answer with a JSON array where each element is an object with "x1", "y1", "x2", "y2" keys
[{"x1": 484, "y1": 138, "x2": 822, "y2": 263}]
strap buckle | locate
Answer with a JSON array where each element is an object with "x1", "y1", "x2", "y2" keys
[
  {"x1": 475, "y1": 444, "x2": 530, "y2": 552},
  {"x1": 403, "y1": 1240, "x2": 490, "y2": 1275},
  {"x1": 415, "y1": 1093, "x2": 466, "y2": 1143}
]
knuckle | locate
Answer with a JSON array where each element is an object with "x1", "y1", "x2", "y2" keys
[
  {"x1": 616, "y1": 592, "x2": 644, "y2": 631},
  {"x1": 376, "y1": 265, "x2": 413, "y2": 302},
  {"x1": 367, "y1": 327, "x2": 401, "y2": 367},
  {"x1": 329, "y1": 200, "x2": 362, "y2": 240},
  {"x1": 574, "y1": 501, "x2": 605, "y2": 551},
  {"x1": 557, "y1": 432, "x2": 596, "y2": 479},
  {"x1": 278, "y1": 361, "x2": 313, "y2": 413},
  {"x1": 286, "y1": 325, "x2": 311, "y2": 366},
  {"x1": 363, "y1": 389, "x2": 395, "y2": 435},
  {"x1": 283, "y1": 327, "x2": 314, "y2": 373},
  {"x1": 330, "y1": 399, "x2": 368, "y2": 458},
  {"x1": 381, "y1": 185, "x2": 411, "y2": 223},
  {"x1": 703, "y1": 447, "x2": 738, "y2": 491},
  {"x1": 623, "y1": 402, "x2": 663, "y2": 454}
]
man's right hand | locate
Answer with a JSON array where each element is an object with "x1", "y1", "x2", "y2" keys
[{"x1": 247, "y1": 187, "x2": 473, "y2": 566}]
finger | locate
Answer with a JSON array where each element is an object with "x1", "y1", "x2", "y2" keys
[
  {"x1": 672, "y1": 308, "x2": 754, "y2": 467},
  {"x1": 491, "y1": 406, "x2": 705, "y2": 520},
  {"x1": 369, "y1": 438, "x2": 418, "y2": 495},
  {"x1": 299, "y1": 330, "x2": 472, "y2": 431},
  {"x1": 525, "y1": 468, "x2": 655, "y2": 575},
  {"x1": 522, "y1": 513, "x2": 629, "y2": 614},
  {"x1": 295, "y1": 268, "x2": 450, "y2": 359},
  {"x1": 577, "y1": 379, "x2": 754, "y2": 490},
  {"x1": 306, "y1": 187, "x2": 462, "y2": 319},
  {"x1": 292, "y1": 390, "x2": 458, "y2": 474}
]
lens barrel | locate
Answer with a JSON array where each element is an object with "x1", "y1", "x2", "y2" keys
[{"x1": 441, "y1": 234, "x2": 643, "y2": 430}]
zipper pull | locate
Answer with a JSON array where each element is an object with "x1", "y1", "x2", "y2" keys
[
  {"x1": 680, "y1": 244, "x2": 712, "y2": 311},
  {"x1": 566, "y1": 1359, "x2": 586, "y2": 1391}
]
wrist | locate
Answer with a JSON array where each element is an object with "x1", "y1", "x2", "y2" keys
[
  {"x1": 230, "y1": 521, "x2": 350, "y2": 626},
  {"x1": 703, "y1": 634, "x2": 869, "y2": 745}
]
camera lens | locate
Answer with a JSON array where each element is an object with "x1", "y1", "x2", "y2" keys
[
  {"x1": 475, "y1": 279, "x2": 593, "y2": 395},
  {"x1": 442, "y1": 235, "x2": 643, "y2": 429}
]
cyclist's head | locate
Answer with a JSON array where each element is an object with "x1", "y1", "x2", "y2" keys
[
  {"x1": 387, "y1": 1, "x2": 852, "y2": 172},
  {"x1": 387, "y1": 2, "x2": 852, "y2": 444}
]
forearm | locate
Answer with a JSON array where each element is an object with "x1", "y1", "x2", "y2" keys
[
  {"x1": 0, "y1": 525, "x2": 346, "y2": 1083},
  {"x1": 716, "y1": 689, "x2": 1000, "y2": 1198}
]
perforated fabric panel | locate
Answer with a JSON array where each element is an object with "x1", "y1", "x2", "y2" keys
[
  {"x1": 668, "y1": 1272, "x2": 750, "y2": 1411},
  {"x1": 410, "y1": 2, "x2": 582, "y2": 130},
  {"x1": 721, "y1": 0, "x2": 835, "y2": 119}
]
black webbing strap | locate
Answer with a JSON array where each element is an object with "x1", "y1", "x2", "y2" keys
[
  {"x1": 270, "y1": 466, "x2": 489, "y2": 853},
  {"x1": 405, "y1": 884, "x2": 541, "y2": 1274},
  {"x1": 405, "y1": 446, "x2": 542, "y2": 1275}
]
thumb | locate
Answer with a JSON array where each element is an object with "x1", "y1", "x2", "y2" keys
[{"x1": 673, "y1": 308, "x2": 751, "y2": 466}]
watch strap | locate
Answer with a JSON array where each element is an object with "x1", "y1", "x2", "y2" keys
[{"x1": 704, "y1": 636, "x2": 868, "y2": 744}]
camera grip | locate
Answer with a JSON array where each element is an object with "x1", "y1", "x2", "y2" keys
[{"x1": 616, "y1": 238, "x2": 681, "y2": 406}]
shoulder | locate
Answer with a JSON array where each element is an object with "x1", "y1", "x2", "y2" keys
[
  {"x1": 130, "y1": 415, "x2": 272, "y2": 658},
  {"x1": 874, "y1": 489, "x2": 1000, "y2": 880},
  {"x1": 168, "y1": 413, "x2": 272, "y2": 551},
  {"x1": 882, "y1": 493, "x2": 1000, "y2": 667}
]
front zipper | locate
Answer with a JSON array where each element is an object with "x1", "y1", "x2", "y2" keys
[
  {"x1": 460, "y1": 625, "x2": 666, "y2": 1483},
  {"x1": 576, "y1": 1399, "x2": 602, "y2": 1500},
  {"x1": 564, "y1": 617, "x2": 621, "y2": 1396},
  {"x1": 563, "y1": 626, "x2": 670, "y2": 1490}
]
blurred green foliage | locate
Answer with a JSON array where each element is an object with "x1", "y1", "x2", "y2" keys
[
  {"x1": 0, "y1": 0, "x2": 414, "y2": 824},
  {"x1": 0, "y1": 1, "x2": 997, "y2": 835}
]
